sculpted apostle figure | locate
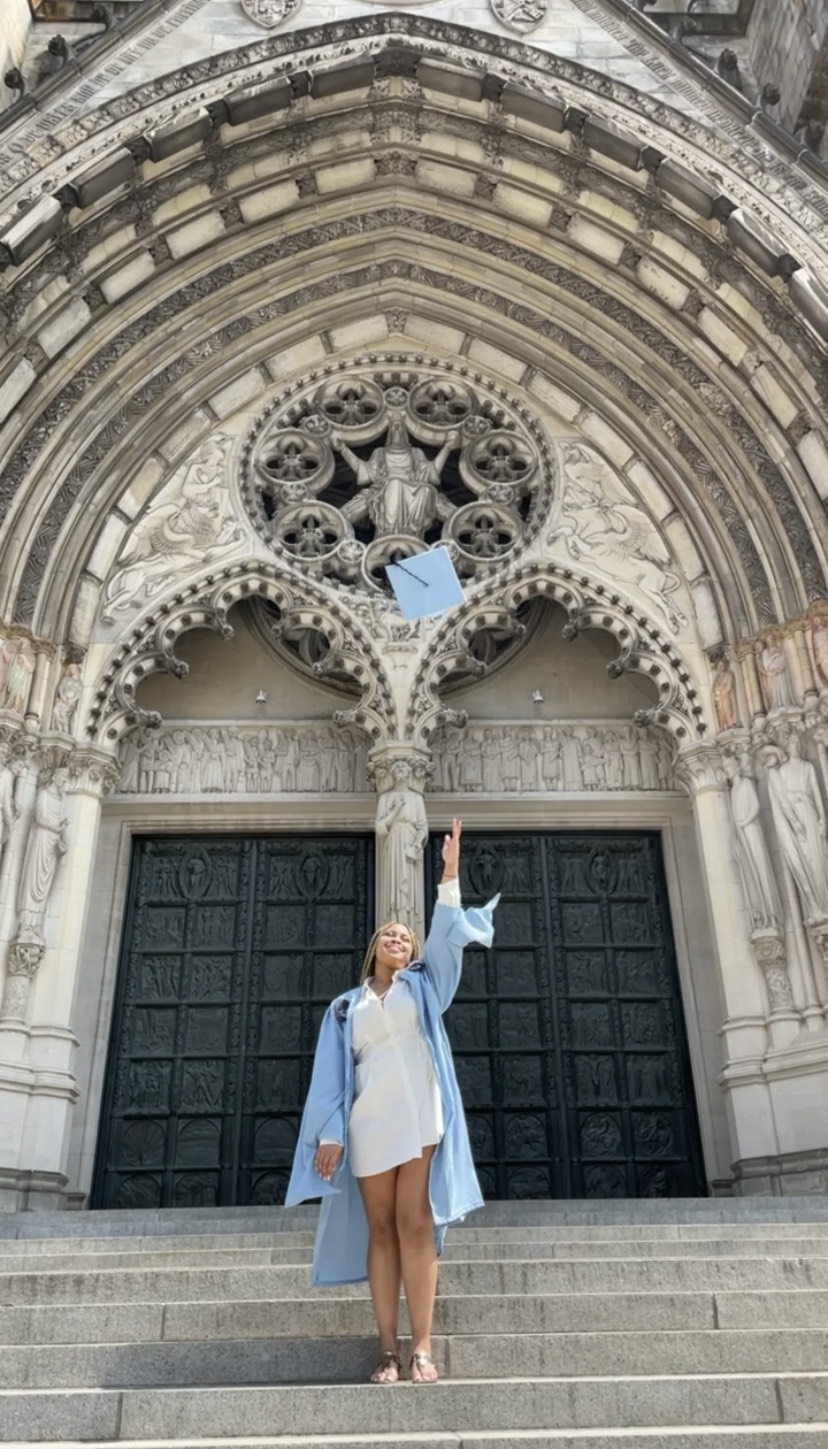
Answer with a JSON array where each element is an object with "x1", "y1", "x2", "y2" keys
[
  {"x1": 765, "y1": 735, "x2": 828, "y2": 924},
  {"x1": 722, "y1": 755, "x2": 783, "y2": 932},
  {"x1": 0, "y1": 745, "x2": 20, "y2": 870},
  {"x1": 711, "y1": 657, "x2": 739, "y2": 732},
  {"x1": 334, "y1": 413, "x2": 458, "y2": 538},
  {"x1": 375, "y1": 758, "x2": 429, "y2": 935},
  {"x1": 759, "y1": 638, "x2": 791, "y2": 710},
  {"x1": 16, "y1": 768, "x2": 69, "y2": 942}
]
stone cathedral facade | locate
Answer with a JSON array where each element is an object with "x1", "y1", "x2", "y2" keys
[{"x1": 1, "y1": 0, "x2": 828, "y2": 1212}]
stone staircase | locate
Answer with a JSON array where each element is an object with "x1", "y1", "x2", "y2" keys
[{"x1": 1, "y1": 1200, "x2": 828, "y2": 1447}]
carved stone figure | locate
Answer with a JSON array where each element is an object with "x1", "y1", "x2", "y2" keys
[
  {"x1": 375, "y1": 759, "x2": 429, "y2": 933},
  {"x1": 765, "y1": 735, "x2": 828, "y2": 924},
  {"x1": 620, "y1": 729, "x2": 641, "y2": 789},
  {"x1": 0, "y1": 747, "x2": 20, "y2": 871},
  {"x1": 759, "y1": 637, "x2": 791, "y2": 710},
  {"x1": 51, "y1": 662, "x2": 82, "y2": 734},
  {"x1": 334, "y1": 414, "x2": 458, "y2": 539},
  {"x1": 103, "y1": 436, "x2": 245, "y2": 618},
  {"x1": 3, "y1": 638, "x2": 36, "y2": 715},
  {"x1": 711, "y1": 657, "x2": 739, "y2": 732},
  {"x1": 722, "y1": 756, "x2": 783, "y2": 933},
  {"x1": 809, "y1": 616, "x2": 828, "y2": 690},
  {"x1": 637, "y1": 730, "x2": 661, "y2": 791},
  {"x1": 16, "y1": 768, "x2": 69, "y2": 943},
  {"x1": 549, "y1": 445, "x2": 687, "y2": 633}
]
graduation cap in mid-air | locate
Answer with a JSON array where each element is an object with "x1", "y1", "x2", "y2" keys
[{"x1": 386, "y1": 546, "x2": 466, "y2": 621}]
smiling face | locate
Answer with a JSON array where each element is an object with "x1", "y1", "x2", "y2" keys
[{"x1": 374, "y1": 921, "x2": 414, "y2": 973}]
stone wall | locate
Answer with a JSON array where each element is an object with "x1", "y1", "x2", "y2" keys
[{"x1": 748, "y1": 0, "x2": 828, "y2": 133}]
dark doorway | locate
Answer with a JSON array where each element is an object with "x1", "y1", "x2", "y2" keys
[
  {"x1": 427, "y1": 830, "x2": 707, "y2": 1198},
  {"x1": 92, "y1": 835, "x2": 374, "y2": 1209}
]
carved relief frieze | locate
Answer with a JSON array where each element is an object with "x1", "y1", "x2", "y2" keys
[
  {"x1": 101, "y1": 436, "x2": 250, "y2": 623},
  {"x1": 546, "y1": 442, "x2": 689, "y2": 636},
  {"x1": 429, "y1": 722, "x2": 676, "y2": 794},
  {"x1": 116, "y1": 722, "x2": 370, "y2": 795}
]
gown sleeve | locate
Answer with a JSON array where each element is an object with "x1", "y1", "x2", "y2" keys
[
  {"x1": 421, "y1": 889, "x2": 499, "y2": 1013},
  {"x1": 284, "y1": 1000, "x2": 349, "y2": 1206}
]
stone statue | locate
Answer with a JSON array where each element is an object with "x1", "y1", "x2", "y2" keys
[
  {"x1": 0, "y1": 746, "x2": 20, "y2": 872},
  {"x1": 3, "y1": 638, "x2": 36, "y2": 715},
  {"x1": 711, "y1": 657, "x2": 739, "y2": 732},
  {"x1": 758, "y1": 638, "x2": 791, "y2": 710},
  {"x1": 722, "y1": 755, "x2": 783, "y2": 932},
  {"x1": 16, "y1": 768, "x2": 69, "y2": 943},
  {"x1": 375, "y1": 759, "x2": 429, "y2": 934},
  {"x1": 810, "y1": 616, "x2": 828, "y2": 690},
  {"x1": 51, "y1": 662, "x2": 82, "y2": 734},
  {"x1": 335, "y1": 414, "x2": 458, "y2": 538},
  {"x1": 765, "y1": 735, "x2": 828, "y2": 924}
]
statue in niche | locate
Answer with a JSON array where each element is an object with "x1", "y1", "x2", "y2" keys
[
  {"x1": 765, "y1": 735, "x2": 828, "y2": 924},
  {"x1": 549, "y1": 445, "x2": 688, "y2": 633},
  {"x1": 2, "y1": 638, "x2": 36, "y2": 715},
  {"x1": 102, "y1": 437, "x2": 245, "y2": 619},
  {"x1": 711, "y1": 656, "x2": 739, "y2": 732},
  {"x1": 809, "y1": 615, "x2": 828, "y2": 690},
  {"x1": 334, "y1": 413, "x2": 459, "y2": 538},
  {"x1": 16, "y1": 768, "x2": 69, "y2": 943},
  {"x1": 0, "y1": 745, "x2": 20, "y2": 872},
  {"x1": 758, "y1": 636, "x2": 791, "y2": 710},
  {"x1": 375, "y1": 759, "x2": 429, "y2": 932},
  {"x1": 722, "y1": 755, "x2": 783, "y2": 933},
  {"x1": 50, "y1": 662, "x2": 82, "y2": 734}
]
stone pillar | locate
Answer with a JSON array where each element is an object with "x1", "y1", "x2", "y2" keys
[
  {"x1": 369, "y1": 745, "x2": 431, "y2": 944},
  {"x1": 677, "y1": 743, "x2": 779, "y2": 1181},
  {"x1": 0, "y1": 747, "x2": 116, "y2": 1210}
]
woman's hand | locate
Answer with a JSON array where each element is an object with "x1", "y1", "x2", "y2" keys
[
  {"x1": 314, "y1": 1143, "x2": 343, "y2": 1181},
  {"x1": 441, "y1": 817, "x2": 462, "y2": 881}
]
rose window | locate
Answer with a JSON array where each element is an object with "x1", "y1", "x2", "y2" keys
[{"x1": 241, "y1": 361, "x2": 553, "y2": 598}]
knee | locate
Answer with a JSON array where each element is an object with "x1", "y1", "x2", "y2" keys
[
  {"x1": 396, "y1": 1205, "x2": 433, "y2": 1247},
  {"x1": 366, "y1": 1211, "x2": 398, "y2": 1248}
]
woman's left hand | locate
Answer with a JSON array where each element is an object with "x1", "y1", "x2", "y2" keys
[{"x1": 441, "y1": 817, "x2": 462, "y2": 879}]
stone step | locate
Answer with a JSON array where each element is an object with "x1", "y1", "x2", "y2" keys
[
  {"x1": 0, "y1": 1373, "x2": 826, "y2": 1441},
  {"x1": 4, "y1": 1287, "x2": 828, "y2": 1347},
  {"x1": 7, "y1": 1235, "x2": 828, "y2": 1274},
  {"x1": 3, "y1": 1328, "x2": 828, "y2": 1389},
  {"x1": 5, "y1": 1221, "x2": 828, "y2": 1256},
  {"x1": 5, "y1": 1256, "x2": 828, "y2": 1304},
  {"x1": 5, "y1": 1199, "x2": 828, "y2": 1240},
  {"x1": 5, "y1": 1433, "x2": 828, "y2": 1449}
]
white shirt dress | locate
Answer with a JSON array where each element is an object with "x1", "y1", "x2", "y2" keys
[{"x1": 324, "y1": 880, "x2": 460, "y2": 1179}]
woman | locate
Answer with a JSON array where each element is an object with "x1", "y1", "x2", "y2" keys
[{"x1": 286, "y1": 819, "x2": 497, "y2": 1385}]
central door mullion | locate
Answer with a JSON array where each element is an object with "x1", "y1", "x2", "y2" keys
[
  {"x1": 539, "y1": 835, "x2": 571, "y2": 1199},
  {"x1": 229, "y1": 840, "x2": 258, "y2": 1205}
]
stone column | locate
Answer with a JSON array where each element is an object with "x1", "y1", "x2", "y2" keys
[
  {"x1": 0, "y1": 748, "x2": 116, "y2": 1210},
  {"x1": 677, "y1": 743, "x2": 778, "y2": 1177},
  {"x1": 369, "y1": 746, "x2": 431, "y2": 944}
]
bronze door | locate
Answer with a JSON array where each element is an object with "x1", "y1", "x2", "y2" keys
[
  {"x1": 428, "y1": 830, "x2": 706, "y2": 1198},
  {"x1": 92, "y1": 835, "x2": 374, "y2": 1210}
]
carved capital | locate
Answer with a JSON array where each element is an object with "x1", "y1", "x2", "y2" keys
[
  {"x1": 809, "y1": 919, "x2": 828, "y2": 975},
  {"x1": 368, "y1": 744, "x2": 432, "y2": 796},
  {"x1": 750, "y1": 930, "x2": 794, "y2": 1013},
  {"x1": 67, "y1": 748, "x2": 120, "y2": 797},
  {"x1": 7, "y1": 940, "x2": 45, "y2": 979},
  {"x1": 675, "y1": 742, "x2": 724, "y2": 795}
]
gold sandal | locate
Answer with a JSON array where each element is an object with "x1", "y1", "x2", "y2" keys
[
  {"x1": 370, "y1": 1349, "x2": 401, "y2": 1384},
  {"x1": 410, "y1": 1350, "x2": 438, "y2": 1384}
]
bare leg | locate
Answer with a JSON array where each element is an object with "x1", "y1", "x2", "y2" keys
[
  {"x1": 395, "y1": 1147, "x2": 439, "y2": 1382},
  {"x1": 357, "y1": 1166, "x2": 402, "y2": 1381}
]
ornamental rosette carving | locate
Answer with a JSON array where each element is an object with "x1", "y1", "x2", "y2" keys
[{"x1": 240, "y1": 362, "x2": 550, "y2": 602}]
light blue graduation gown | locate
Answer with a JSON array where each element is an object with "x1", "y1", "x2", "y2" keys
[{"x1": 285, "y1": 895, "x2": 498, "y2": 1286}]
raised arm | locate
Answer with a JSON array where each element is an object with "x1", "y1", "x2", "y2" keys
[{"x1": 421, "y1": 819, "x2": 499, "y2": 1012}]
